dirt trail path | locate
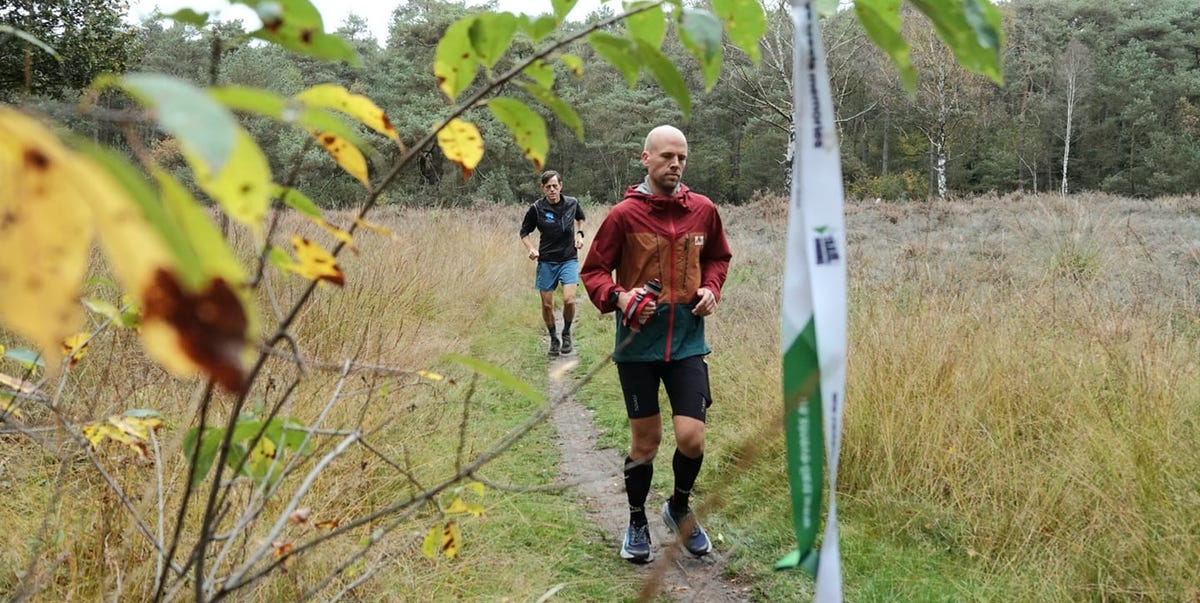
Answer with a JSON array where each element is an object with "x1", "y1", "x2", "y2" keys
[{"x1": 548, "y1": 355, "x2": 754, "y2": 602}]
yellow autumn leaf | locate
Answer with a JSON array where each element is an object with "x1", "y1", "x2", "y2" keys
[
  {"x1": 416, "y1": 370, "x2": 443, "y2": 382},
  {"x1": 250, "y1": 436, "x2": 277, "y2": 469},
  {"x1": 289, "y1": 236, "x2": 345, "y2": 286},
  {"x1": 295, "y1": 84, "x2": 403, "y2": 148},
  {"x1": 185, "y1": 128, "x2": 270, "y2": 237},
  {"x1": 422, "y1": 524, "x2": 440, "y2": 560},
  {"x1": 466, "y1": 482, "x2": 485, "y2": 496},
  {"x1": 445, "y1": 497, "x2": 470, "y2": 515},
  {"x1": 355, "y1": 217, "x2": 393, "y2": 238},
  {"x1": 312, "y1": 217, "x2": 355, "y2": 251},
  {"x1": 436, "y1": 119, "x2": 484, "y2": 180},
  {"x1": 311, "y1": 130, "x2": 370, "y2": 190},
  {"x1": 61, "y1": 332, "x2": 90, "y2": 366},
  {"x1": 82, "y1": 414, "x2": 163, "y2": 458},
  {"x1": 441, "y1": 520, "x2": 461, "y2": 559},
  {"x1": 111, "y1": 414, "x2": 163, "y2": 442},
  {"x1": 0, "y1": 109, "x2": 94, "y2": 362}
]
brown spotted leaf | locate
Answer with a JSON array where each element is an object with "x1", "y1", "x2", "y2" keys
[
  {"x1": 61, "y1": 333, "x2": 90, "y2": 367},
  {"x1": 289, "y1": 236, "x2": 345, "y2": 287},
  {"x1": 311, "y1": 130, "x2": 370, "y2": 189},
  {"x1": 433, "y1": 16, "x2": 478, "y2": 101},
  {"x1": 441, "y1": 520, "x2": 461, "y2": 559},
  {"x1": 295, "y1": 84, "x2": 401, "y2": 148},
  {"x1": 139, "y1": 270, "x2": 250, "y2": 393},
  {"x1": 487, "y1": 97, "x2": 547, "y2": 171},
  {"x1": 86, "y1": 150, "x2": 253, "y2": 394},
  {"x1": 436, "y1": 119, "x2": 484, "y2": 180}
]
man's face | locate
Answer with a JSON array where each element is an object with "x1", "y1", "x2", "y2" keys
[
  {"x1": 542, "y1": 176, "x2": 562, "y2": 203},
  {"x1": 641, "y1": 132, "x2": 687, "y2": 195}
]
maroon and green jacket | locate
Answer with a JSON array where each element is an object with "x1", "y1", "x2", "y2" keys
[{"x1": 581, "y1": 180, "x2": 731, "y2": 363}]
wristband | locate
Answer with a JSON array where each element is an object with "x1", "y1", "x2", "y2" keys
[{"x1": 577, "y1": 230, "x2": 585, "y2": 237}]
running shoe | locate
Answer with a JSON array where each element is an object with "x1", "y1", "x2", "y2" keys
[{"x1": 662, "y1": 501, "x2": 712, "y2": 557}]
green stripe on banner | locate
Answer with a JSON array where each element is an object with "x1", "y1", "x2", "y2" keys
[{"x1": 776, "y1": 317, "x2": 822, "y2": 575}]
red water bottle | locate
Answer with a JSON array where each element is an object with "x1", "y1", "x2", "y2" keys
[{"x1": 623, "y1": 278, "x2": 663, "y2": 331}]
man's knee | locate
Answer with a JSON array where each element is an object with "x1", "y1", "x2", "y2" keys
[
  {"x1": 630, "y1": 428, "x2": 662, "y2": 460},
  {"x1": 674, "y1": 420, "x2": 706, "y2": 457}
]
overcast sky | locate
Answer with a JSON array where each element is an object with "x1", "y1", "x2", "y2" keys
[{"x1": 126, "y1": 0, "x2": 609, "y2": 42}]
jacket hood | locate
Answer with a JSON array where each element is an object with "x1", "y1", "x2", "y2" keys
[{"x1": 626, "y1": 179, "x2": 691, "y2": 211}]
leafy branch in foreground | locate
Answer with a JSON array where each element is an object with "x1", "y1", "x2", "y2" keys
[{"x1": 1, "y1": 0, "x2": 1006, "y2": 599}]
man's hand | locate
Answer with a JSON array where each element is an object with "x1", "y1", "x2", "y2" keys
[
  {"x1": 692, "y1": 287, "x2": 717, "y2": 316},
  {"x1": 527, "y1": 249, "x2": 539, "y2": 261},
  {"x1": 619, "y1": 289, "x2": 656, "y2": 325},
  {"x1": 574, "y1": 233, "x2": 584, "y2": 249}
]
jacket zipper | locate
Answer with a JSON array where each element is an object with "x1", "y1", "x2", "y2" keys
[{"x1": 665, "y1": 205, "x2": 678, "y2": 362}]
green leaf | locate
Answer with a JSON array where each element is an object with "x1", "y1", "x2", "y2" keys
[
  {"x1": 911, "y1": 0, "x2": 1004, "y2": 84},
  {"x1": 231, "y1": 416, "x2": 265, "y2": 443},
  {"x1": 166, "y1": 8, "x2": 210, "y2": 27},
  {"x1": 3, "y1": 347, "x2": 44, "y2": 369},
  {"x1": 184, "y1": 426, "x2": 224, "y2": 485},
  {"x1": 102, "y1": 73, "x2": 238, "y2": 174},
  {"x1": 272, "y1": 185, "x2": 322, "y2": 217},
  {"x1": 588, "y1": 32, "x2": 639, "y2": 86},
  {"x1": 558, "y1": 53, "x2": 583, "y2": 78},
  {"x1": 234, "y1": 0, "x2": 360, "y2": 66},
  {"x1": 267, "y1": 246, "x2": 293, "y2": 271},
  {"x1": 470, "y1": 12, "x2": 517, "y2": 70},
  {"x1": 282, "y1": 419, "x2": 313, "y2": 454},
  {"x1": 487, "y1": 97, "x2": 548, "y2": 171},
  {"x1": 551, "y1": 0, "x2": 578, "y2": 21},
  {"x1": 226, "y1": 442, "x2": 249, "y2": 477},
  {"x1": 434, "y1": 16, "x2": 479, "y2": 101},
  {"x1": 678, "y1": 8, "x2": 723, "y2": 91},
  {"x1": 521, "y1": 59, "x2": 555, "y2": 89},
  {"x1": 635, "y1": 40, "x2": 691, "y2": 118},
  {"x1": 518, "y1": 14, "x2": 558, "y2": 42},
  {"x1": 0, "y1": 25, "x2": 60, "y2": 60},
  {"x1": 517, "y1": 81, "x2": 583, "y2": 140},
  {"x1": 712, "y1": 0, "x2": 767, "y2": 63},
  {"x1": 443, "y1": 354, "x2": 545, "y2": 404},
  {"x1": 250, "y1": 28, "x2": 359, "y2": 66},
  {"x1": 855, "y1": 0, "x2": 915, "y2": 90},
  {"x1": 625, "y1": 2, "x2": 666, "y2": 50}
]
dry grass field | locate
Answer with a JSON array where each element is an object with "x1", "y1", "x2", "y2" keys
[{"x1": 2, "y1": 192, "x2": 1198, "y2": 601}]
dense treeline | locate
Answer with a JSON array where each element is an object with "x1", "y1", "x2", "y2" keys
[{"x1": 3, "y1": 0, "x2": 1197, "y2": 205}]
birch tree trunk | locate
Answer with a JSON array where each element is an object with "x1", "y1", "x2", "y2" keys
[{"x1": 1060, "y1": 40, "x2": 1090, "y2": 197}]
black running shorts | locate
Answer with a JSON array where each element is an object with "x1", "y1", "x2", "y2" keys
[{"x1": 615, "y1": 355, "x2": 712, "y2": 421}]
